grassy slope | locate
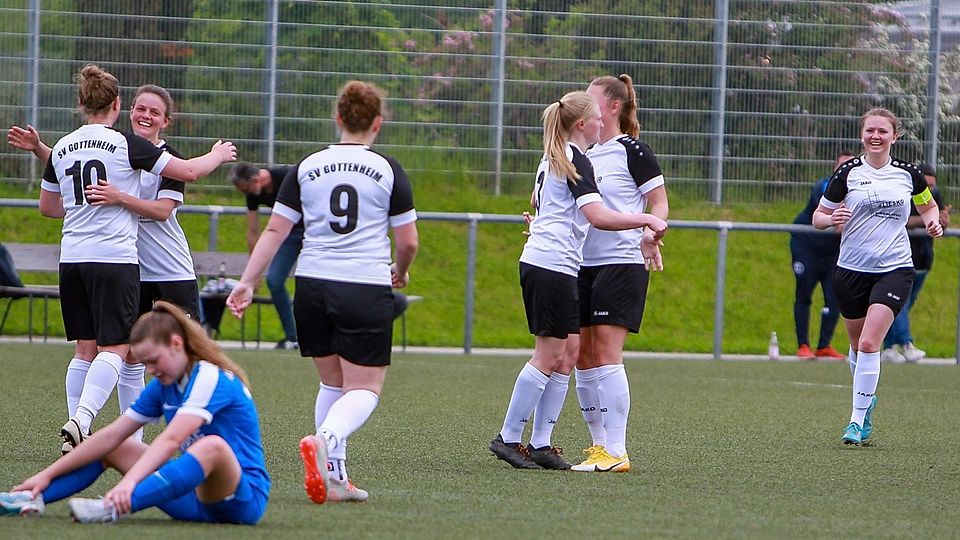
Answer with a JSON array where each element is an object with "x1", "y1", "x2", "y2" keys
[
  {"x1": 0, "y1": 179, "x2": 957, "y2": 356},
  {"x1": 1, "y1": 345, "x2": 959, "y2": 538}
]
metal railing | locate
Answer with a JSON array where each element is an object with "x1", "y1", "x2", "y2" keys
[{"x1": 3, "y1": 198, "x2": 957, "y2": 362}]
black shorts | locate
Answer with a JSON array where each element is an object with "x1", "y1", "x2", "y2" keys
[
  {"x1": 293, "y1": 277, "x2": 394, "y2": 366},
  {"x1": 833, "y1": 267, "x2": 914, "y2": 319},
  {"x1": 519, "y1": 262, "x2": 579, "y2": 339},
  {"x1": 578, "y1": 264, "x2": 649, "y2": 333},
  {"x1": 138, "y1": 280, "x2": 200, "y2": 321},
  {"x1": 59, "y1": 262, "x2": 139, "y2": 345}
]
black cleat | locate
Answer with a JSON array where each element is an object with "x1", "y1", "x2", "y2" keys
[
  {"x1": 489, "y1": 435, "x2": 542, "y2": 469},
  {"x1": 526, "y1": 444, "x2": 572, "y2": 470}
]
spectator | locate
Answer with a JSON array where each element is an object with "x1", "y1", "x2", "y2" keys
[
  {"x1": 881, "y1": 163, "x2": 950, "y2": 363},
  {"x1": 0, "y1": 243, "x2": 23, "y2": 288},
  {"x1": 790, "y1": 151, "x2": 855, "y2": 360}
]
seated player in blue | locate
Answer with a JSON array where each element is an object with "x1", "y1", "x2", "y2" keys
[{"x1": 0, "y1": 301, "x2": 270, "y2": 524}]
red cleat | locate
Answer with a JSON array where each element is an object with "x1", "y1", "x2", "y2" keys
[
  {"x1": 796, "y1": 344, "x2": 815, "y2": 359},
  {"x1": 815, "y1": 346, "x2": 846, "y2": 360}
]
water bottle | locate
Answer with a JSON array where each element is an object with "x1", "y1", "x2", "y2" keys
[
  {"x1": 768, "y1": 331, "x2": 780, "y2": 360},
  {"x1": 217, "y1": 262, "x2": 227, "y2": 293}
]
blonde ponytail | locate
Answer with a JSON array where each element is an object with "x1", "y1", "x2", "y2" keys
[{"x1": 541, "y1": 91, "x2": 599, "y2": 182}]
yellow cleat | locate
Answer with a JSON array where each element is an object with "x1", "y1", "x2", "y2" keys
[{"x1": 571, "y1": 446, "x2": 630, "y2": 472}]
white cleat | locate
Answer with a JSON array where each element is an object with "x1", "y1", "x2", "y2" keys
[
  {"x1": 327, "y1": 479, "x2": 369, "y2": 502},
  {"x1": 902, "y1": 343, "x2": 926, "y2": 363},
  {"x1": 68, "y1": 497, "x2": 119, "y2": 523},
  {"x1": 0, "y1": 491, "x2": 45, "y2": 516}
]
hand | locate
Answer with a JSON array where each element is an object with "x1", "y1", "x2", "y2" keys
[
  {"x1": 104, "y1": 478, "x2": 137, "y2": 515},
  {"x1": 226, "y1": 282, "x2": 254, "y2": 317},
  {"x1": 84, "y1": 180, "x2": 122, "y2": 206},
  {"x1": 13, "y1": 472, "x2": 51, "y2": 499},
  {"x1": 521, "y1": 211, "x2": 532, "y2": 236},
  {"x1": 390, "y1": 263, "x2": 409, "y2": 288},
  {"x1": 644, "y1": 215, "x2": 668, "y2": 239},
  {"x1": 640, "y1": 233, "x2": 664, "y2": 272},
  {"x1": 831, "y1": 203, "x2": 851, "y2": 228},
  {"x1": 211, "y1": 140, "x2": 237, "y2": 163},
  {"x1": 927, "y1": 219, "x2": 943, "y2": 238},
  {"x1": 940, "y1": 205, "x2": 951, "y2": 229},
  {"x1": 7, "y1": 124, "x2": 40, "y2": 152}
]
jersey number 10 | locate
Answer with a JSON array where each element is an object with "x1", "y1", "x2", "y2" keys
[{"x1": 65, "y1": 159, "x2": 108, "y2": 206}]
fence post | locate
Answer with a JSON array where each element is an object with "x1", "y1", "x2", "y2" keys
[
  {"x1": 26, "y1": 0, "x2": 41, "y2": 192},
  {"x1": 207, "y1": 207, "x2": 223, "y2": 251},
  {"x1": 463, "y1": 215, "x2": 479, "y2": 353},
  {"x1": 710, "y1": 0, "x2": 729, "y2": 205},
  {"x1": 265, "y1": 0, "x2": 279, "y2": 165},
  {"x1": 925, "y1": 0, "x2": 941, "y2": 167},
  {"x1": 490, "y1": 0, "x2": 507, "y2": 196},
  {"x1": 713, "y1": 223, "x2": 731, "y2": 359}
]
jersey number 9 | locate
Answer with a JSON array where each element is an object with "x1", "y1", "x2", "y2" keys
[{"x1": 329, "y1": 184, "x2": 359, "y2": 234}]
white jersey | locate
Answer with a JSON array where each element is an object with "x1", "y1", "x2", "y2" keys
[
  {"x1": 273, "y1": 143, "x2": 417, "y2": 286},
  {"x1": 582, "y1": 135, "x2": 664, "y2": 266},
  {"x1": 41, "y1": 124, "x2": 172, "y2": 264},
  {"x1": 820, "y1": 156, "x2": 929, "y2": 273},
  {"x1": 520, "y1": 143, "x2": 602, "y2": 277},
  {"x1": 137, "y1": 141, "x2": 196, "y2": 282}
]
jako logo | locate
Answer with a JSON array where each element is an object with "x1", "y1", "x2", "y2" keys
[
  {"x1": 594, "y1": 310, "x2": 609, "y2": 316},
  {"x1": 580, "y1": 406, "x2": 596, "y2": 412},
  {"x1": 856, "y1": 391, "x2": 874, "y2": 397},
  {"x1": 887, "y1": 292, "x2": 901, "y2": 301}
]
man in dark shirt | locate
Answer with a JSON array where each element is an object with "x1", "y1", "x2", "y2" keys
[
  {"x1": 882, "y1": 163, "x2": 950, "y2": 363},
  {"x1": 230, "y1": 162, "x2": 302, "y2": 349},
  {"x1": 790, "y1": 151, "x2": 854, "y2": 360}
]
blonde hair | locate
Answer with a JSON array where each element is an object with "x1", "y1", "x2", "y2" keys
[
  {"x1": 589, "y1": 74, "x2": 639, "y2": 138},
  {"x1": 337, "y1": 80, "x2": 385, "y2": 133},
  {"x1": 75, "y1": 64, "x2": 119, "y2": 117},
  {"x1": 130, "y1": 301, "x2": 250, "y2": 388},
  {"x1": 860, "y1": 107, "x2": 901, "y2": 135},
  {"x1": 542, "y1": 91, "x2": 599, "y2": 182}
]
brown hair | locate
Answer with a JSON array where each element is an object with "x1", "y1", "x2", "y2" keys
[
  {"x1": 337, "y1": 80, "x2": 385, "y2": 133},
  {"x1": 589, "y1": 74, "x2": 639, "y2": 138},
  {"x1": 542, "y1": 91, "x2": 599, "y2": 182},
  {"x1": 860, "y1": 107, "x2": 901, "y2": 135},
  {"x1": 133, "y1": 84, "x2": 175, "y2": 120},
  {"x1": 75, "y1": 64, "x2": 119, "y2": 117},
  {"x1": 130, "y1": 301, "x2": 250, "y2": 388}
]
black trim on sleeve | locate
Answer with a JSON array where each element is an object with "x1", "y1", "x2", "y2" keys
[
  {"x1": 120, "y1": 130, "x2": 166, "y2": 172},
  {"x1": 823, "y1": 157, "x2": 857, "y2": 204},
  {"x1": 42, "y1": 155, "x2": 56, "y2": 184},
  {"x1": 158, "y1": 143, "x2": 186, "y2": 193},
  {"x1": 381, "y1": 153, "x2": 415, "y2": 216},
  {"x1": 618, "y1": 137, "x2": 663, "y2": 188},
  {"x1": 567, "y1": 146, "x2": 600, "y2": 199},
  {"x1": 895, "y1": 161, "x2": 929, "y2": 197},
  {"x1": 275, "y1": 159, "x2": 305, "y2": 215}
]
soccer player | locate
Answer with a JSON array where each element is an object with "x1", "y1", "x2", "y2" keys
[
  {"x1": 489, "y1": 91, "x2": 666, "y2": 470},
  {"x1": 571, "y1": 74, "x2": 668, "y2": 473},
  {"x1": 9, "y1": 84, "x2": 201, "y2": 445},
  {"x1": 0, "y1": 301, "x2": 269, "y2": 524},
  {"x1": 813, "y1": 107, "x2": 942, "y2": 445},
  {"x1": 227, "y1": 80, "x2": 418, "y2": 502},
  {"x1": 10, "y1": 64, "x2": 235, "y2": 454}
]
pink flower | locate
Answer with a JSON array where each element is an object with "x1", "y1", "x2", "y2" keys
[
  {"x1": 404, "y1": 39, "x2": 416, "y2": 50},
  {"x1": 480, "y1": 13, "x2": 493, "y2": 30}
]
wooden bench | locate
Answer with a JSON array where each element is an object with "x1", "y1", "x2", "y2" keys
[
  {"x1": 0, "y1": 243, "x2": 419, "y2": 349},
  {"x1": 0, "y1": 243, "x2": 274, "y2": 346}
]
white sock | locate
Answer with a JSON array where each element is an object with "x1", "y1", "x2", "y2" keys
[
  {"x1": 530, "y1": 372, "x2": 570, "y2": 449},
  {"x1": 499, "y1": 362, "x2": 549, "y2": 444},
  {"x1": 327, "y1": 458, "x2": 349, "y2": 484},
  {"x1": 848, "y1": 346, "x2": 857, "y2": 379},
  {"x1": 75, "y1": 351, "x2": 123, "y2": 433},
  {"x1": 315, "y1": 384, "x2": 343, "y2": 430},
  {"x1": 597, "y1": 364, "x2": 630, "y2": 457},
  {"x1": 65, "y1": 358, "x2": 91, "y2": 418},
  {"x1": 575, "y1": 367, "x2": 606, "y2": 447},
  {"x1": 318, "y1": 389, "x2": 380, "y2": 462},
  {"x1": 850, "y1": 350, "x2": 880, "y2": 426},
  {"x1": 118, "y1": 362, "x2": 145, "y2": 441}
]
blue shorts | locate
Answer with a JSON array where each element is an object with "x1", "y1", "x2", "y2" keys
[{"x1": 158, "y1": 472, "x2": 268, "y2": 525}]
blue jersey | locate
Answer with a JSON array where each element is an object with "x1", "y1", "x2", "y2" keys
[{"x1": 126, "y1": 361, "x2": 271, "y2": 498}]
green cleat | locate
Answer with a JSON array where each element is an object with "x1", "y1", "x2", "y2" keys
[{"x1": 861, "y1": 396, "x2": 878, "y2": 441}]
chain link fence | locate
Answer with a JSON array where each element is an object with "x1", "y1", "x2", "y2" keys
[{"x1": 1, "y1": 0, "x2": 957, "y2": 202}]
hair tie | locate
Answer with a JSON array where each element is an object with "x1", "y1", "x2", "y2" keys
[{"x1": 556, "y1": 100, "x2": 563, "y2": 108}]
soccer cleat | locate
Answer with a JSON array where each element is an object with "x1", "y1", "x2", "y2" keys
[
  {"x1": 815, "y1": 346, "x2": 846, "y2": 360},
  {"x1": 796, "y1": 344, "x2": 815, "y2": 359},
  {"x1": 327, "y1": 479, "x2": 369, "y2": 502},
  {"x1": 299, "y1": 435, "x2": 329, "y2": 504},
  {"x1": 880, "y1": 346, "x2": 906, "y2": 364},
  {"x1": 0, "y1": 491, "x2": 45, "y2": 517},
  {"x1": 526, "y1": 444, "x2": 572, "y2": 470},
  {"x1": 842, "y1": 422, "x2": 863, "y2": 445},
  {"x1": 861, "y1": 396, "x2": 878, "y2": 441},
  {"x1": 68, "y1": 497, "x2": 118, "y2": 523},
  {"x1": 902, "y1": 343, "x2": 926, "y2": 363},
  {"x1": 489, "y1": 435, "x2": 542, "y2": 469},
  {"x1": 60, "y1": 418, "x2": 88, "y2": 455},
  {"x1": 571, "y1": 446, "x2": 630, "y2": 472}
]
